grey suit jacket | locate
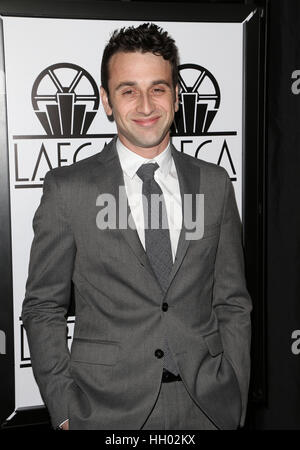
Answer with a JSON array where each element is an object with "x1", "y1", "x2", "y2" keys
[{"x1": 22, "y1": 137, "x2": 252, "y2": 430}]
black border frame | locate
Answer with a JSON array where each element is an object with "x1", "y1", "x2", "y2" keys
[
  {"x1": 0, "y1": 0, "x2": 255, "y2": 21},
  {"x1": 0, "y1": 0, "x2": 265, "y2": 430},
  {"x1": 0, "y1": 15, "x2": 15, "y2": 426},
  {"x1": 243, "y1": 6, "x2": 267, "y2": 414}
]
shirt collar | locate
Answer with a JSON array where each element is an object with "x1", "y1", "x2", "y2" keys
[{"x1": 116, "y1": 138, "x2": 172, "y2": 179}]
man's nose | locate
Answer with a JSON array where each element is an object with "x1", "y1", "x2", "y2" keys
[{"x1": 136, "y1": 92, "x2": 155, "y2": 115}]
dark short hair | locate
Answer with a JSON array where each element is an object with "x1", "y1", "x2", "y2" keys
[{"x1": 101, "y1": 23, "x2": 179, "y2": 96}]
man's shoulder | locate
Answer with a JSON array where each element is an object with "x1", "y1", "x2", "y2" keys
[
  {"x1": 44, "y1": 138, "x2": 115, "y2": 185},
  {"x1": 172, "y1": 147, "x2": 229, "y2": 180},
  {"x1": 46, "y1": 152, "x2": 100, "y2": 183}
]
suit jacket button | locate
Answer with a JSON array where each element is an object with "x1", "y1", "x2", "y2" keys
[
  {"x1": 162, "y1": 302, "x2": 168, "y2": 311},
  {"x1": 155, "y1": 349, "x2": 164, "y2": 359}
]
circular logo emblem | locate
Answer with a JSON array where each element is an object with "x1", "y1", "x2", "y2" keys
[
  {"x1": 172, "y1": 63, "x2": 221, "y2": 135},
  {"x1": 32, "y1": 63, "x2": 99, "y2": 136}
]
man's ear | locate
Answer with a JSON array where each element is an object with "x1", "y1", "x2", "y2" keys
[
  {"x1": 174, "y1": 84, "x2": 179, "y2": 112},
  {"x1": 100, "y1": 86, "x2": 113, "y2": 116}
]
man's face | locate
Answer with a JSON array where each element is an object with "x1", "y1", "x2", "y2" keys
[{"x1": 100, "y1": 51, "x2": 179, "y2": 154}]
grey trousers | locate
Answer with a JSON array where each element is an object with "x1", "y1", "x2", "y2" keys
[{"x1": 142, "y1": 381, "x2": 218, "y2": 430}]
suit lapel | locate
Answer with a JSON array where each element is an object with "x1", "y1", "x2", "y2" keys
[
  {"x1": 168, "y1": 144, "x2": 201, "y2": 287},
  {"x1": 91, "y1": 138, "x2": 157, "y2": 278}
]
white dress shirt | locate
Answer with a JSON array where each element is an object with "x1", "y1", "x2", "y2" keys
[{"x1": 116, "y1": 138, "x2": 182, "y2": 262}]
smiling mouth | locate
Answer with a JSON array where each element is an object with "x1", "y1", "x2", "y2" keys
[{"x1": 132, "y1": 117, "x2": 160, "y2": 127}]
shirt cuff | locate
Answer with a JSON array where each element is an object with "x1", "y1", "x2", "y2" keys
[{"x1": 58, "y1": 419, "x2": 69, "y2": 429}]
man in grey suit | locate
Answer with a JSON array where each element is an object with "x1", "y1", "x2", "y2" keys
[{"x1": 22, "y1": 23, "x2": 252, "y2": 430}]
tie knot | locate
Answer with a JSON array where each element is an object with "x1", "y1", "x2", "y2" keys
[{"x1": 136, "y1": 163, "x2": 159, "y2": 182}]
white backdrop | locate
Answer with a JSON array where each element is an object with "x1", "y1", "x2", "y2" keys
[{"x1": 2, "y1": 16, "x2": 244, "y2": 411}]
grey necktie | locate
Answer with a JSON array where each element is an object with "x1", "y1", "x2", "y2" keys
[{"x1": 136, "y1": 162, "x2": 179, "y2": 375}]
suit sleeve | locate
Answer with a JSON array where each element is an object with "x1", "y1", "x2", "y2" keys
[
  {"x1": 212, "y1": 172, "x2": 252, "y2": 427},
  {"x1": 22, "y1": 170, "x2": 76, "y2": 428}
]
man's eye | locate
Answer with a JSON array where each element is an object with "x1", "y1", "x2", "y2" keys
[
  {"x1": 123, "y1": 90, "x2": 134, "y2": 95},
  {"x1": 153, "y1": 88, "x2": 165, "y2": 94}
]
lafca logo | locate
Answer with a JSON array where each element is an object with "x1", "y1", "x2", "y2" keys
[
  {"x1": 12, "y1": 62, "x2": 113, "y2": 189},
  {"x1": 32, "y1": 63, "x2": 100, "y2": 137},
  {"x1": 171, "y1": 63, "x2": 238, "y2": 182}
]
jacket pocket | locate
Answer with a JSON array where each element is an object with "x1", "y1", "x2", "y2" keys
[
  {"x1": 71, "y1": 338, "x2": 120, "y2": 366},
  {"x1": 203, "y1": 330, "x2": 223, "y2": 356}
]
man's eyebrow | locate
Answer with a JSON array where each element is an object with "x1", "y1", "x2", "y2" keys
[
  {"x1": 115, "y1": 81, "x2": 136, "y2": 91},
  {"x1": 115, "y1": 80, "x2": 172, "y2": 91},
  {"x1": 151, "y1": 80, "x2": 171, "y2": 88}
]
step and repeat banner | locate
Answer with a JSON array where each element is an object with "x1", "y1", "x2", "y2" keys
[{"x1": 1, "y1": 15, "x2": 245, "y2": 414}]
